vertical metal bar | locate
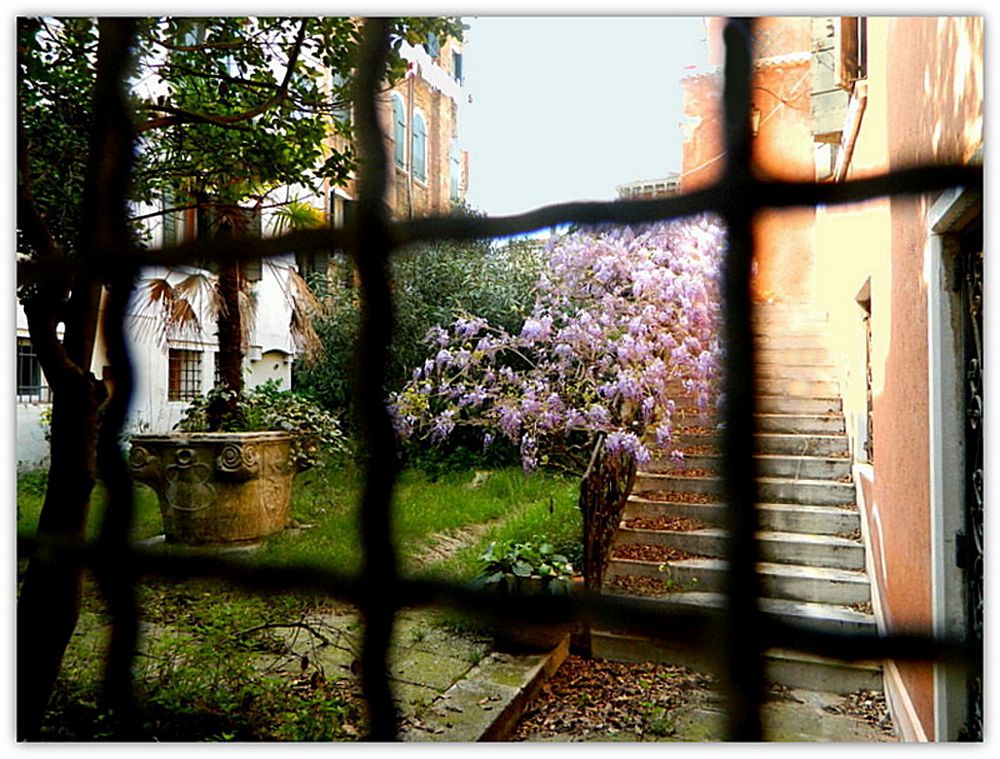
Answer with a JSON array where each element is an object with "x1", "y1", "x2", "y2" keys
[
  {"x1": 352, "y1": 17, "x2": 401, "y2": 741},
  {"x1": 718, "y1": 17, "x2": 765, "y2": 741}
]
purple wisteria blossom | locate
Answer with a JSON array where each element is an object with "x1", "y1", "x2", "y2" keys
[{"x1": 391, "y1": 215, "x2": 726, "y2": 472}]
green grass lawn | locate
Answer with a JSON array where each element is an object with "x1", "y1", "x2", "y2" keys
[
  {"x1": 17, "y1": 459, "x2": 581, "y2": 581},
  {"x1": 267, "y1": 459, "x2": 581, "y2": 581}
]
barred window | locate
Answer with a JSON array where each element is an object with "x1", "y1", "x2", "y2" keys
[
  {"x1": 17, "y1": 337, "x2": 51, "y2": 403},
  {"x1": 168, "y1": 348, "x2": 202, "y2": 401}
]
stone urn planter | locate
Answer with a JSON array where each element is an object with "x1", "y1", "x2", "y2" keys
[{"x1": 129, "y1": 431, "x2": 295, "y2": 546}]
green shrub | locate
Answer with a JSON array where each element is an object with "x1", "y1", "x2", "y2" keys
[
  {"x1": 176, "y1": 380, "x2": 349, "y2": 472},
  {"x1": 293, "y1": 232, "x2": 545, "y2": 433}
]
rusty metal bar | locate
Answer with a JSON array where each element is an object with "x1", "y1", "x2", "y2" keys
[
  {"x1": 351, "y1": 17, "x2": 402, "y2": 741},
  {"x1": 16, "y1": 532, "x2": 979, "y2": 669},
  {"x1": 15, "y1": 166, "x2": 981, "y2": 291},
  {"x1": 81, "y1": 17, "x2": 142, "y2": 735},
  {"x1": 716, "y1": 17, "x2": 765, "y2": 741}
]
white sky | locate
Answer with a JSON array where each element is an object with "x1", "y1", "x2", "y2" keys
[{"x1": 459, "y1": 16, "x2": 709, "y2": 217}]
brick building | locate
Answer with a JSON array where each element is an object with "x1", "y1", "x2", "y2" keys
[{"x1": 327, "y1": 35, "x2": 468, "y2": 227}]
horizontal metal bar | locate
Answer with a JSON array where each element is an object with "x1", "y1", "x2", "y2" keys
[
  {"x1": 15, "y1": 164, "x2": 982, "y2": 288},
  {"x1": 18, "y1": 533, "x2": 977, "y2": 668}
]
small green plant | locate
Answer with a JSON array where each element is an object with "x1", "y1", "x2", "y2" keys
[
  {"x1": 471, "y1": 538, "x2": 574, "y2": 594},
  {"x1": 176, "y1": 380, "x2": 349, "y2": 472}
]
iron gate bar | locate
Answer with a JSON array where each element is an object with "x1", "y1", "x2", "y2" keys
[
  {"x1": 88, "y1": 17, "x2": 143, "y2": 735},
  {"x1": 16, "y1": 531, "x2": 979, "y2": 667},
  {"x1": 351, "y1": 17, "x2": 402, "y2": 740},
  {"x1": 14, "y1": 14, "x2": 984, "y2": 742},
  {"x1": 716, "y1": 17, "x2": 765, "y2": 741}
]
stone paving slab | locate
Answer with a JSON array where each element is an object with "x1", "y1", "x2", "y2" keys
[{"x1": 401, "y1": 634, "x2": 570, "y2": 741}]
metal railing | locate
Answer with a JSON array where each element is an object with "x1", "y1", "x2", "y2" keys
[{"x1": 16, "y1": 17, "x2": 982, "y2": 741}]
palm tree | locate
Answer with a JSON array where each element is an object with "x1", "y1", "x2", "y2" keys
[{"x1": 133, "y1": 196, "x2": 324, "y2": 428}]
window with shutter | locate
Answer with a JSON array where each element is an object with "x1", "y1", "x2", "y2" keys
[
  {"x1": 413, "y1": 112, "x2": 427, "y2": 182},
  {"x1": 392, "y1": 93, "x2": 406, "y2": 169},
  {"x1": 162, "y1": 187, "x2": 177, "y2": 247},
  {"x1": 425, "y1": 32, "x2": 439, "y2": 59},
  {"x1": 450, "y1": 141, "x2": 461, "y2": 201}
]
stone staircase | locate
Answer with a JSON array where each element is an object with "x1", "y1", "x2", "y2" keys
[{"x1": 591, "y1": 304, "x2": 882, "y2": 694}]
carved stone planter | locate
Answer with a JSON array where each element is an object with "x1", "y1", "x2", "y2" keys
[{"x1": 129, "y1": 431, "x2": 294, "y2": 546}]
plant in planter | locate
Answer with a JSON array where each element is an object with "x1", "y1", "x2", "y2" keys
[
  {"x1": 471, "y1": 538, "x2": 575, "y2": 649},
  {"x1": 130, "y1": 382, "x2": 348, "y2": 547}
]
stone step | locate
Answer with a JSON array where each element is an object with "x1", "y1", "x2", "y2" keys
[
  {"x1": 606, "y1": 592, "x2": 875, "y2": 637},
  {"x1": 756, "y1": 364, "x2": 839, "y2": 382},
  {"x1": 624, "y1": 497, "x2": 860, "y2": 535},
  {"x1": 612, "y1": 527, "x2": 866, "y2": 570},
  {"x1": 590, "y1": 632, "x2": 883, "y2": 695},
  {"x1": 753, "y1": 333, "x2": 832, "y2": 350},
  {"x1": 756, "y1": 376, "x2": 840, "y2": 397},
  {"x1": 604, "y1": 557, "x2": 871, "y2": 605},
  {"x1": 632, "y1": 473, "x2": 855, "y2": 507},
  {"x1": 756, "y1": 395, "x2": 842, "y2": 414},
  {"x1": 751, "y1": 306, "x2": 829, "y2": 324},
  {"x1": 673, "y1": 431, "x2": 851, "y2": 457},
  {"x1": 647, "y1": 453, "x2": 852, "y2": 481},
  {"x1": 755, "y1": 413, "x2": 846, "y2": 434},
  {"x1": 756, "y1": 347, "x2": 834, "y2": 365}
]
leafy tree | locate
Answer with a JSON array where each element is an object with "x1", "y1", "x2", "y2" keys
[
  {"x1": 16, "y1": 16, "x2": 461, "y2": 738},
  {"x1": 294, "y1": 229, "x2": 545, "y2": 427}
]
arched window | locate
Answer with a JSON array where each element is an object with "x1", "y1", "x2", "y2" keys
[
  {"x1": 391, "y1": 93, "x2": 406, "y2": 169},
  {"x1": 412, "y1": 111, "x2": 427, "y2": 182}
]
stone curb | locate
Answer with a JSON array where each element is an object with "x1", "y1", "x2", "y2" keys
[{"x1": 400, "y1": 634, "x2": 570, "y2": 742}]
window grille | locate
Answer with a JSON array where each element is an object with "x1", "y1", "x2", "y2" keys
[
  {"x1": 167, "y1": 348, "x2": 201, "y2": 401},
  {"x1": 17, "y1": 337, "x2": 51, "y2": 403},
  {"x1": 15, "y1": 17, "x2": 982, "y2": 743}
]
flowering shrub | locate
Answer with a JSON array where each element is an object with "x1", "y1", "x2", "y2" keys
[{"x1": 391, "y1": 215, "x2": 726, "y2": 472}]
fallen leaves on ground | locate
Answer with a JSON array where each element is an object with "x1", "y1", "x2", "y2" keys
[
  {"x1": 512, "y1": 654, "x2": 714, "y2": 741},
  {"x1": 824, "y1": 689, "x2": 895, "y2": 736},
  {"x1": 623, "y1": 516, "x2": 708, "y2": 532},
  {"x1": 611, "y1": 544, "x2": 700, "y2": 562},
  {"x1": 636, "y1": 490, "x2": 719, "y2": 504}
]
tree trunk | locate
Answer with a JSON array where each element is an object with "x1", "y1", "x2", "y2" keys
[
  {"x1": 16, "y1": 18, "x2": 135, "y2": 738},
  {"x1": 17, "y1": 305, "x2": 106, "y2": 739},
  {"x1": 578, "y1": 438, "x2": 637, "y2": 593},
  {"x1": 207, "y1": 218, "x2": 245, "y2": 430}
]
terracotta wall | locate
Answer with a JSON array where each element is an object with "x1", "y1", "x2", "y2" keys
[
  {"x1": 814, "y1": 16, "x2": 983, "y2": 739},
  {"x1": 680, "y1": 18, "x2": 816, "y2": 303},
  {"x1": 686, "y1": 16, "x2": 983, "y2": 739}
]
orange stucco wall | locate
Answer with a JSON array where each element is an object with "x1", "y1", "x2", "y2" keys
[
  {"x1": 813, "y1": 17, "x2": 983, "y2": 739},
  {"x1": 684, "y1": 16, "x2": 983, "y2": 740}
]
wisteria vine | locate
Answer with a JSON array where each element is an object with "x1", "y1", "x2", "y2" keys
[{"x1": 391, "y1": 215, "x2": 726, "y2": 472}]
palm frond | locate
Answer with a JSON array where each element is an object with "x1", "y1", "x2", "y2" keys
[
  {"x1": 271, "y1": 201, "x2": 325, "y2": 237},
  {"x1": 283, "y1": 265, "x2": 323, "y2": 364}
]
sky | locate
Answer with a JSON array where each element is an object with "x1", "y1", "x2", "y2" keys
[{"x1": 458, "y1": 16, "x2": 709, "y2": 217}]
